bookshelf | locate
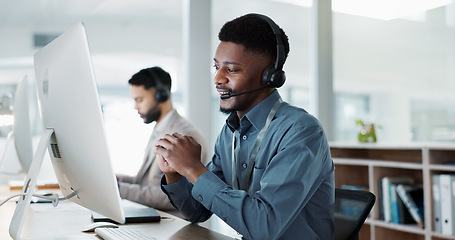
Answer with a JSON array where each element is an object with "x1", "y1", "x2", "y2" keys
[{"x1": 330, "y1": 142, "x2": 455, "y2": 240}]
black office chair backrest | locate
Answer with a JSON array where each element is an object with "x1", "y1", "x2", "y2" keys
[{"x1": 334, "y1": 188, "x2": 376, "y2": 240}]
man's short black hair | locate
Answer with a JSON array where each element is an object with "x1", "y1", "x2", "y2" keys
[
  {"x1": 218, "y1": 14, "x2": 290, "y2": 63},
  {"x1": 128, "y1": 66, "x2": 171, "y2": 91}
]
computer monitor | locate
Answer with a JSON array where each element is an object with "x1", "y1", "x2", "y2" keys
[
  {"x1": 9, "y1": 22, "x2": 125, "y2": 239},
  {"x1": 0, "y1": 77, "x2": 33, "y2": 175},
  {"x1": 13, "y1": 77, "x2": 34, "y2": 173}
]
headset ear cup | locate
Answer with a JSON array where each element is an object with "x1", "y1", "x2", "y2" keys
[
  {"x1": 155, "y1": 89, "x2": 169, "y2": 103},
  {"x1": 262, "y1": 65, "x2": 275, "y2": 86},
  {"x1": 145, "y1": 68, "x2": 169, "y2": 103},
  {"x1": 262, "y1": 65, "x2": 286, "y2": 88},
  {"x1": 270, "y1": 70, "x2": 286, "y2": 88}
]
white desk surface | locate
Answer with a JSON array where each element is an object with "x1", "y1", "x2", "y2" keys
[{"x1": 0, "y1": 185, "x2": 237, "y2": 240}]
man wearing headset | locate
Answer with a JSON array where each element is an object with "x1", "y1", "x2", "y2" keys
[
  {"x1": 116, "y1": 66, "x2": 208, "y2": 211},
  {"x1": 155, "y1": 14, "x2": 334, "y2": 239}
]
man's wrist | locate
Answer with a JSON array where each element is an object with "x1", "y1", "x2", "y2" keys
[
  {"x1": 164, "y1": 172, "x2": 182, "y2": 185},
  {"x1": 185, "y1": 166, "x2": 208, "y2": 184}
]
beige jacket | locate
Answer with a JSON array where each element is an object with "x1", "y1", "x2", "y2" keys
[{"x1": 117, "y1": 109, "x2": 208, "y2": 211}]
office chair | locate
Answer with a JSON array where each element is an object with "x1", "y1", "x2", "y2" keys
[{"x1": 334, "y1": 188, "x2": 376, "y2": 240}]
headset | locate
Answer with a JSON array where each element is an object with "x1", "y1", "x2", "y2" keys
[
  {"x1": 144, "y1": 68, "x2": 169, "y2": 103},
  {"x1": 247, "y1": 13, "x2": 286, "y2": 88}
]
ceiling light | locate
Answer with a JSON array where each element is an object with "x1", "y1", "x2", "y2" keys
[
  {"x1": 332, "y1": 0, "x2": 453, "y2": 20},
  {"x1": 272, "y1": 0, "x2": 454, "y2": 20}
]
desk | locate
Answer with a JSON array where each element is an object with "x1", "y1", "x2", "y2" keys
[{"x1": 0, "y1": 186, "x2": 236, "y2": 240}]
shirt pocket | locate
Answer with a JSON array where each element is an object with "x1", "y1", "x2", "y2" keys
[{"x1": 250, "y1": 165, "x2": 266, "y2": 194}]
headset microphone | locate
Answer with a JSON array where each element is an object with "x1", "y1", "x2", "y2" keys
[{"x1": 220, "y1": 85, "x2": 269, "y2": 100}]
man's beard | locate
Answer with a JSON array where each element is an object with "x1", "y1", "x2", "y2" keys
[
  {"x1": 144, "y1": 104, "x2": 161, "y2": 124},
  {"x1": 219, "y1": 97, "x2": 248, "y2": 115},
  {"x1": 219, "y1": 106, "x2": 233, "y2": 115},
  {"x1": 219, "y1": 99, "x2": 246, "y2": 115}
]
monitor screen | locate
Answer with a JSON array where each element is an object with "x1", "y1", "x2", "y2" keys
[{"x1": 32, "y1": 22, "x2": 125, "y2": 223}]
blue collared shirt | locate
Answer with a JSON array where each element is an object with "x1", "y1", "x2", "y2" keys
[{"x1": 162, "y1": 90, "x2": 335, "y2": 240}]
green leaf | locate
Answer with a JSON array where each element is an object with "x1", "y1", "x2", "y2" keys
[{"x1": 355, "y1": 120, "x2": 364, "y2": 126}]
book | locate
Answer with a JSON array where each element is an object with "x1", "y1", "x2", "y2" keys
[
  {"x1": 396, "y1": 186, "x2": 414, "y2": 224},
  {"x1": 398, "y1": 196, "x2": 414, "y2": 224},
  {"x1": 381, "y1": 176, "x2": 414, "y2": 222},
  {"x1": 378, "y1": 179, "x2": 384, "y2": 220},
  {"x1": 396, "y1": 184, "x2": 424, "y2": 228},
  {"x1": 440, "y1": 174, "x2": 454, "y2": 235},
  {"x1": 433, "y1": 174, "x2": 442, "y2": 233},
  {"x1": 390, "y1": 184, "x2": 413, "y2": 224},
  {"x1": 390, "y1": 184, "x2": 399, "y2": 223},
  {"x1": 451, "y1": 175, "x2": 455, "y2": 235}
]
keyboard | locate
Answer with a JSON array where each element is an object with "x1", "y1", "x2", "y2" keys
[{"x1": 95, "y1": 227, "x2": 157, "y2": 240}]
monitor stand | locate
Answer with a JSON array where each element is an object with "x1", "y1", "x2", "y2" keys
[{"x1": 9, "y1": 129, "x2": 54, "y2": 240}]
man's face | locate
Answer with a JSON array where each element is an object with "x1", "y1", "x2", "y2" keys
[
  {"x1": 130, "y1": 85, "x2": 161, "y2": 124},
  {"x1": 213, "y1": 41, "x2": 271, "y2": 116}
]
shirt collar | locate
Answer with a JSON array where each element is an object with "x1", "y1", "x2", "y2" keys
[{"x1": 226, "y1": 90, "x2": 281, "y2": 132}]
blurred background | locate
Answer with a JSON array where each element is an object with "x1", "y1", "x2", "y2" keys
[{"x1": 0, "y1": 0, "x2": 454, "y2": 183}]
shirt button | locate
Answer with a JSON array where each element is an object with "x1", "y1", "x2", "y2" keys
[
  {"x1": 242, "y1": 163, "x2": 247, "y2": 169},
  {"x1": 242, "y1": 135, "x2": 247, "y2": 140},
  {"x1": 198, "y1": 196, "x2": 203, "y2": 201}
]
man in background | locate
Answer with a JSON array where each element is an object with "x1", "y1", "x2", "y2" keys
[{"x1": 117, "y1": 66, "x2": 208, "y2": 211}]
